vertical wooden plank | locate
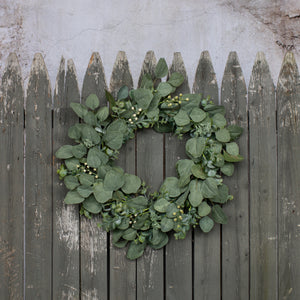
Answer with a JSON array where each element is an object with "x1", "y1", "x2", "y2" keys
[
  {"x1": 277, "y1": 52, "x2": 300, "y2": 300},
  {"x1": 221, "y1": 52, "x2": 248, "y2": 300},
  {"x1": 248, "y1": 52, "x2": 277, "y2": 300},
  {"x1": 109, "y1": 51, "x2": 136, "y2": 300},
  {"x1": 80, "y1": 52, "x2": 108, "y2": 300},
  {"x1": 53, "y1": 58, "x2": 80, "y2": 299},
  {"x1": 192, "y1": 51, "x2": 219, "y2": 103},
  {"x1": 136, "y1": 51, "x2": 164, "y2": 300},
  {"x1": 0, "y1": 53, "x2": 24, "y2": 300},
  {"x1": 193, "y1": 51, "x2": 221, "y2": 300},
  {"x1": 165, "y1": 52, "x2": 192, "y2": 300},
  {"x1": 25, "y1": 53, "x2": 52, "y2": 299}
]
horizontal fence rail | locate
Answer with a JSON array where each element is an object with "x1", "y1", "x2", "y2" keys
[{"x1": 0, "y1": 50, "x2": 299, "y2": 300}]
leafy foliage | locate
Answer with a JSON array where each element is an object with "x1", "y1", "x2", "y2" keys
[{"x1": 56, "y1": 58, "x2": 243, "y2": 260}]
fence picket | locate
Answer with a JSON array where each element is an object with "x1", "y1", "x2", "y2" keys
[
  {"x1": 53, "y1": 58, "x2": 81, "y2": 299},
  {"x1": 193, "y1": 51, "x2": 221, "y2": 300},
  {"x1": 109, "y1": 51, "x2": 136, "y2": 300},
  {"x1": 136, "y1": 51, "x2": 164, "y2": 300},
  {"x1": 25, "y1": 53, "x2": 52, "y2": 299},
  {"x1": 165, "y1": 52, "x2": 193, "y2": 300},
  {"x1": 0, "y1": 53, "x2": 24, "y2": 300},
  {"x1": 221, "y1": 51, "x2": 248, "y2": 300},
  {"x1": 248, "y1": 52, "x2": 277, "y2": 300},
  {"x1": 277, "y1": 52, "x2": 300, "y2": 300},
  {"x1": 80, "y1": 53, "x2": 108, "y2": 300}
]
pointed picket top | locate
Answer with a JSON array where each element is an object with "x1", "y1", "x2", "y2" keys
[
  {"x1": 249, "y1": 52, "x2": 275, "y2": 112},
  {"x1": 277, "y1": 51, "x2": 300, "y2": 133},
  {"x1": 168, "y1": 52, "x2": 190, "y2": 93},
  {"x1": 54, "y1": 57, "x2": 65, "y2": 107},
  {"x1": 1, "y1": 53, "x2": 23, "y2": 124},
  {"x1": 110, "y1": 51, "x2": 133, "y2": 96},
  {"x1": 65, "y1": 59, "x2": 80, "y2": 104},
  {"x1": 28, "y1": 53, "x2": 51, "y2": 83},
  {"x1": 138, "y1": 50, "x2": 157, "y2": 87},
  {"x1": 193, "y1": 51, "x2": 218, "y2": 103},
  {"x1": 82, "y1": 52, "x2": 107, "y2": 105},
  {"x1": 221, "y1": 51, "x2": 247, "y2": 124}
]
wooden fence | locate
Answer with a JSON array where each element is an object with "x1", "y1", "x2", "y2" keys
[{"x1": 0, "y1": 50, "x2": 299, "y2": 300}]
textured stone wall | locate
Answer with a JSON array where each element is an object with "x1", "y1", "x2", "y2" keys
[{"x1": 0, "y1": 0, "x2": 299, "y2": 88}]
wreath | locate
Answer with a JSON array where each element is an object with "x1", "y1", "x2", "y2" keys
[{"x1": 56, "y1": 58, "x2": 243, "y2": 260}]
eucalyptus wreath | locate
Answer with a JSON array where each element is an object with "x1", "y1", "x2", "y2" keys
[{"x1": 56, "y1": 58, "x2": 243, "y2": 260}]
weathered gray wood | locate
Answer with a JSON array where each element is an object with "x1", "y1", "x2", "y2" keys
[
  {"x1": 0, "y1": 53, "x2": 24, "y2": 300},
  {"x1": 81, "y1": 52, "x2": 108, "y2": 300},
  {"x1": 193, "y1": 51, "x2": 221, "y2": 300},
  {"x1": 248, "y1": 52, "x2": 277, "y2": 300},
  {"x1": 25, "y1": 53, "x2": 52, "y2": 299},
  {"x1": 136, "y1": 51, "x2": 164, "y2": 300},
  {"x1": 277, "y1": 52, "x2": 300, "y2": 300},
  {"x1": 165, "y1": 52, "x2": 193, "y2": 300},
  {"x1": 221, "y1": 52, "x2": 248, "y2": 300},
  {"x1": 109, "y1": 51, "x2": 136, "y2": 300},
  {"x1": 193, "y1": 51, "x2": 219, "y2": 103},
  {"x1": 53, "y1": 58, "x2": 80, "y2": 299}
]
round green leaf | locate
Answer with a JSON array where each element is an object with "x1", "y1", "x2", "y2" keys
[
  {"x1": 79, "y1": 173, "x2": 95, "y2": 186},
  {"x1": 68, "y1": 125, "x2": 81, "y2": 140},
  {"x1": 199, "y1": 216, "x2": 214, "y2": 233},
  {"x1": 65, "y1": 158, "x2": 80, "y2": 171},
  {"x1": 154, "y1": 198, "x2": 170, "y2": 213},
  {"x1": 201, "y1": 178, "x2": 218, "y2": 199},
  {"x1": 85, "y1": 94, "x2": 100, "y2": 110},
  {"x1": 122, "y1": 174, "x2": 142, "y2": 194},
  {"x1": 160, "y1": 217, "x2": 174, "y2": 232},
  {"x1": 211, "y1": 205, "x2": 228, "y2": 224},
  {"x1": 77, "y1": 185, "x2": 93, "y2": 198},
  {"x1": 221, "y1": 163, "x2": 234, "y2": 176},
  {"x1": 168, "y1": 72, "x2": 184, "y2": 87},
  {"x1": 64, "y1": 190, "x2": 84, "y2": 204},
  {"x1": 198, "y1": 201, "x2": 211, "y2": 217},
  {"x1": 83, "y1": 195, "x2": 102, "y2": 214},
  {"x1": 189, "y1": 180, "x2": 203, "y2": 207},
  {"x1": 87, "y1": 147, "x2": 108, "y2": 168},
  {"x1": 154, "y1": 58, "x2": 168, "y2": 78},
  {"x1": 83, "y1": 111, "x2": 97, "y2": 126},
  {"x1": 160, "y1": 177, "x2": 181, "y2": 198},
  {"x1": 127, "y1": 241, "x2": 146, "y2": 260},
  {"x1": 70, "y1": 103, "x2": 88, "y2": 119},
  {"x1": 226, "y1": 142, "x2": 239, "y2": 156},
  {"x1": 123, "y1": 228, "x2": 137, "y2": 241},
  {"x1": 93, "y1": 182, "x2": 113, "y2": 203},
  {"x1": 72, "y1": 144, "x2": 87, "y2": 159},
  {"x1": 215, "y1": 128, "x2": 231, "y2": 143},
  {"x1": 55, "y1": 145, "x2": 74, "y2": 159},
  {"x1": 127, "y1": 196, "x2": 148, "y2": 210},
  {"x1": 157, "y1": 82, "x2": 175, "y2": 97},
  {"x1": 190, "y1": 107, "x2": 207, "y2": 123},
  {"x1": 212, "y1": 113, "x2": 227, "y2": 128},
  {"x1": 185, "y1": 137, "x2": 206, "y2": 159},
  {"x1": 131, "y1": 88, "x2": 153, "y2": 110},
  {"x1": 174, "y1": 110, "x2": 190, "y2": 126},
  {"x1": 104, "y1": 169, "x2": 125, "y2": 191},
  {"x1": 64, "y1": 175, "x2": 80, "y2": 190},
  {"x1": 96, "y1": 106, "x2": 109, "y2": 122}
]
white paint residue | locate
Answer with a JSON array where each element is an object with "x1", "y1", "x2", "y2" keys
[
  {"x1": 81, "y1": 288, "x2": 99, "y2": 300},
  {"x1": 56, "y1": 205, "x2": 79, "y2": 251}
]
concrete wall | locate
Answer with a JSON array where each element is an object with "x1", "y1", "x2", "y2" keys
[{"x1": 1, "y1": 0, "x2": 299, "y2": 90}]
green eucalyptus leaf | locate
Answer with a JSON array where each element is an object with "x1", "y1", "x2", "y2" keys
[
  {"x1": 77, "y1": 185, "x2": 93, "y2": 198},
  {"x1": 155, "y1": 58, "x2": 168, "y2": 78},
  {"x1": 72, "y1": 144, "x2": 87, "y2": 159},
  {"x1": 81, "y1": 125, "x2": 101, "y2": 145},
  {"x1": 203, "y1": 104, "x2": 225, "y2": 115},
  {"x1": 132, "y1": 213, "x2": 150, "y2": 230},
  {"x1": 70, "y1": 102, "x2": 88, "y2": 119},
  {"x1": 79, "y1": 173, "x2": 95, "y2": 186},
  {"x1": 227, "y1": 125, "x2": 243, "y2": 140},
  {"x1": 157, "y1": 82, "x2": 175, "y2": 97},
  {"x1": 226, "y1": 142, "x2": 239, "y2": 156},
  {"x1": 199, "y1": 216, "x2": 214, "y2": 233},
  {"x1": 140, "y1": 73, "x2": 153, "y2": 89},
  {"x1": 198, "y1": 201, "x2": 211, "y2": 217},
  {"x1": 105, "y1": 90, "x2": 116, "y2": 107},
  {"x1": 223, "y1": 151, "x2": 244, "y2": 162},
  {"x1": 127, "y1": 241, "x2": 146, "y2": 260},
  {"x1": 166, "y1": 203, "x2": 179, "y2": 218},
  {"x1": 123, "y1": 228, "x2": 137, "y2": 241},
  {"x1": 96, "y1": 106, "x2": 109, "y2": 122},
  {"x1": 93, "y1": 182, "x2": 113, "y2": 203},
  {"x1": 190, "y1": 107, "x2": 207, "y2": 123},
  {"x1": 215, "y1": 128, "x2": 231, "y2": 143},
  {"x1": 65, "y1": 158, "x2": 80, "y2": 171},
  {"x1": 159, "y1": 177, "x2": 181, "y2": 198},
  {"x1": 160, "y1": 217, "x2": 174, "y2": 232},
  {"x1": 114, "y1": 239, "x2": 128, "y2": 248},
  {"x1": 221, "y1": 163, "x2": 234, "y2": 176},
  {"x1": 104, "y1": 119, "x2": 127, "y2": 150},
  {"x1": 83, "y1": 111, "x2": 97, "y2": 126},
  {"x1": 86, "y1": 94, "x2": 100, "y2": 110},
  {"x1": 201, "y1": 178, "x2": 218, "y2": 199},
  {"x1": 117, "y1": 85, "x2": 129, "y2": 100},
  {"x1": 64, "y1": 190, "x2": 84, "y2": 204},
  {"x1": 131, "y1": 88, "x2": 153, "y2": 110},
  {"x1": 191, "y1": 164, "x2": 207, "y2": 179},
  {"x1": 127, "y1": 196, "x2": 148, "y2": 210},
  {"x1": 174, "y1": 109, "x2": 190, "y2": 126},
  {"x1": 112, "y1": 230, "x2": 123, "y2": 244},
  {"x1": 87, "y1": 147, "x2": 109, "y2": 168},
  {"x1": 180, "y1": 94, "x2": 201, "y2": 113},
  {"x1": 55, "y1": 145, "x2": 74, "y2": 159},
  {"x1": 189, "y1": 180, "x2": 203, "y2": 207},
  {"x1": 83, "y1": 195, "x2": 102, "y2": 214},
  {"x1": 104, "y1": 169, "x2": 125, "y2": 191},
  {"x1": 68, "y1": 125, "x2": 81, "y2": 140},
  {"x1": 168, "y1": 72, "x2": 184, "y2": 87},
  {"x1": 154, "y1": 198, "x2": 170, "y2": 213},
  {"x1": 64, "y1": 175, "x2": 80, "y2": 190},
  {"x1": 212, "y1": 184, "x2": 229, "y2": 204},
  {"x1": 212, "y1": 113, "x2": 227, "y2": 128},
  {"x1": 122, "y1": 174, "x2": 142, "y2": 194},
  {"x1": 185, "y1": 137, "x2": 206, "y2": 159},
  {"x1": 211, "y1": 205, "x2": 228, "y2": 224}
]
